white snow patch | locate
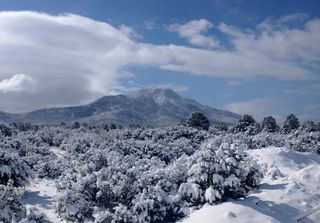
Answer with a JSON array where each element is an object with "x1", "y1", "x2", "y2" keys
[
  {"x1": 22, "y1": 178, "x2": 65, "y2": 223},
  {"x1": 180, "y1": 147, "x2": 320, "y2": 223},
  {"x1": 50, "y1": 147, "x2": 66, "y2": 159}
]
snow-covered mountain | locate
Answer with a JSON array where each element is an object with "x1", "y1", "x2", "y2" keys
[
  {"x1": 0, "y1": 111, "x2": 18, "y2": 123},
  {"x1": 0, "y1": 88, "x2": 240, "y2": 126}
]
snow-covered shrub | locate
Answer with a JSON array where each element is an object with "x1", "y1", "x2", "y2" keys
[
  {"x1": 0, "y1": 149, "x2": 32, "y2": 187},
  {"x1": 261, "y1": 116, "x2": 279, "y2": 133},
  {"x1": 251, "y1": 133, "x2": 285, "y2": 149},
  {"x1": 233, "y1": 114, "x2": 256, "y2": 133},
  {"x1": 0, "y1": 180, "x2": 26, "y2": 223},
  {"x1": 36, "y1": 158, "x2": 66, "y2": 178},
  {"x1": 214, "y1": 122, "x2": 228, "y2": 131},
  {"x1": 301, "y1": 120, "x2": 318, "y2": 132},
  {"x1": 1, "y1": 122, "x2": 317, "y2": 223},
  {"x1": 0, "y1": 124, "x2": 14, "y2": 137},
  {"x1": 187, "y1": 140, "x2": 261, "y2": 202},
  {"x1": 20, "y1": 207, "x2": 50, "y2": 223},
  {"x1": 186, "y1": 112, "x2": 210, "y2": 130},
  {"x1": 54, "y1": 129, "x2": 262, "y2": 223},
  {"x1": 282, "y1": 114, "x2": 300, "y2": 133},
  {"x1": 56, "y1": 189, "x2": 93, "y2": 222},
  {"x1": 285, "y1": 131, "x2": 320, "y2": 154}
]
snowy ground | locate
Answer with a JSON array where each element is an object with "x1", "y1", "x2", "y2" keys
[
  {"x1": 181, "y1": 147, "x2": 320, "y2": 223},
  {"x1": 22, "y1": 178, "x2": 65, "y2": 223}
]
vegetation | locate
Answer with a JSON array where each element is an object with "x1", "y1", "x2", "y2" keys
[{"x1": 0, "y1": 113, "x2": 319, "y2": 222}]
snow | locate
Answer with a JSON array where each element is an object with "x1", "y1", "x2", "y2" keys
[
  {"x1": 50, "y1": 147, "x2": 66, "y2": 159},
  {"x1": 181, "y1": 147, "x2": 320, "y2": 223},
  {"x1": 22, "y1": 178, "x2": 65, "y2": 223}
]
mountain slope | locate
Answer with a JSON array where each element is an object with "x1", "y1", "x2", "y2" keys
[
  {"x1": 0, "y1": 88, "x2": 240, "y2": 126},
  {"x1": 0, "y1": 111, "x2": 19, "y2": 123}
]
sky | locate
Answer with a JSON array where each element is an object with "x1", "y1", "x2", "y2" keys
[{"x1": 0, "y1": 0, "x2": 319, "y2": 121}]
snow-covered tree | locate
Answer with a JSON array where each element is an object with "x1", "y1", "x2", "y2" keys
[
  {"x1": 186, "y1": 112, "x2": 210, "y2": 130},
  {"x1": 282, "y1": 114, "x2": 300, "y2": 133},
  {"x1": 261, "y1": 116, "x2": 279, "y2": 133},
  {"x1": 233, "y1": 114, "x2": 256, "y2": 133},
  {"x1": 301, "y1": 120, "x2": 318, "y2": 132}
]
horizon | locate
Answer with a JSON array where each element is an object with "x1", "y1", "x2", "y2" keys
[{"x1": 0, "y1": 0, "x2": 319, "y2": 121}]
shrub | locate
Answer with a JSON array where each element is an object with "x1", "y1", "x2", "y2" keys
[
  {"x1": 20, "y1": 207, "x2": 50, "y2": 223},
  {"x1": 233, "y1": 114, "x2": 256, "y2": 133},
  {"x1": 0, "y1": 180, "x2": 26, "y2": 222},
  {"x1": 56, "y1": 135, "x2": 261, "y2": 223},
  {"x1": 301, "y1": 120, "x2": 318, "y2": 132},
  {"x1": 0, "y1": 124, "x2": 13, "y2": 137},
  {"x1": 0, "y1": 150, "x2": 32, "y2": 187}
]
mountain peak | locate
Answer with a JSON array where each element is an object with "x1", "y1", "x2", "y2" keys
[
  {"x1": 128, "y1": 88, "x2": 181, "y2": 104},
  {"x1": 129, "y1": 88, "x2": 177, "y2": 97}
]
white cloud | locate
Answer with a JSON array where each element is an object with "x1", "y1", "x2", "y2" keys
[
  {"x1": 0, "y1": 11, "x2": 319, "y2": 112},
  {"x1": 144, "y1": 20, "x2": 155, "y2": 30},
  {"x1": 225, "y1": 98, "x2": 281, "y2": 120},
  {"x1": 279, "y1": 13, "x2": 308, "y2": 23},
  {"x1": 167, "y1": 19, "x2": 219, "y2": 48},
  {"x1": 119, "y1": 24, "x2": 142, "y2": 40},
  {"x1": 138, "y1": 83, "x2": 189, "y2": 93},
  {"x1": 0, "y1": 74, "x2": 37, "y2": 93},
  {"x1": 258, "y1": 13, "x2": 308, "y2": 31}
]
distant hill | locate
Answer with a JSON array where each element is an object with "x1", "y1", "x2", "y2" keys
[
  {"x1": 0, "y1": 111, "x2": 18, "y2": 123},
  {"x1": 0, "y1": 88, "x2": 240, "y2": 126}
]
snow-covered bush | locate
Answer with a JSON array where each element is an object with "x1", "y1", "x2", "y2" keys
[
  {"x1": 261, "y1": 116, "x2": 279, "y2": 133},
  {"x1": 1, "y1": 121, "x2": 318, "y2": 223},
  {"x1": 282, "y1": 114, "x2": 300, "y2": 133},
  {"x1": 187, "y1": 140, "x2": 261, "y2": 202},
  {"x1": 233, "y1": 114, "x2": 256, "y2": 133},
  {"x1": 20, "y1": 207, "x2": 50, "y2": 223},
  {"x1": 186, "y1": 112, "x2": 210, "y2": 130},
  {"x1": 301, "y1": 120, "x2": 318, "y2": 132},
  {"x1": 285, "y1": 131, "x2": 320, "y2": 154},
  {"x1": 0, "y1": 149, "x2": 32, "y2": 187},
  {"x1": 0, "y1": 124, "x2": 14, "y2": 137},
  {"x1": 0, "y1": 180, "x2": 26, "y2": 222},
  {"x1": 55, "y1": 130, "x2": 261, "y2": 222},
  {"x1": 56, "y1": 189, "x2": 93, "y2": 222}
]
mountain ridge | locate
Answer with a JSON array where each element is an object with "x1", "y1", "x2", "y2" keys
[{"x1": 0, "y1": 88, "x2": 240, "y2": 126}]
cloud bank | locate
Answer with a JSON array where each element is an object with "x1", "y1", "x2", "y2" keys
[
  {"x1": 0, "y1": 74, "x2": 37, "y2": 93},
  {"x1": 0, "y1": 11, "x2": 319, "y2": 112}
]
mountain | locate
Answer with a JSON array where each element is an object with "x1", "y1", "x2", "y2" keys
[
  {"x1": 0, "y1": 88, "x2": 240, "y2": 126},
  {"x1": 0, "y1": 111, "x2": 19, "y2": 123}
]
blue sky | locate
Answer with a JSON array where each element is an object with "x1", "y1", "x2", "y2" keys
[{"x1": 0, "y1": 0, "x2": 319, "y2": 121}]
